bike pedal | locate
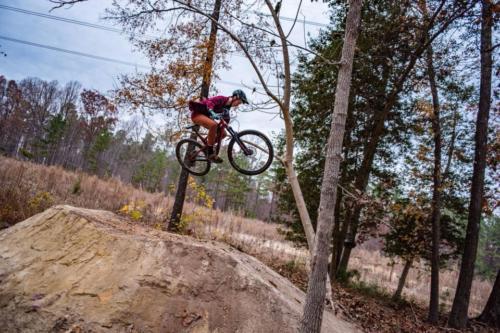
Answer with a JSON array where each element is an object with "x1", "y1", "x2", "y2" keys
[{"x1": 209, "y1": 155, "x2": 223, "y2": 163}]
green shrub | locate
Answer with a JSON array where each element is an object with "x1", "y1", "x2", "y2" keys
[
  {"x1": 71, "y1": 178, "x2": 82, "y2": 195},
  {"x1": 19, "y1": 148, "x2": 34, "y2": 159},
  {"x1": 336, "y1": 269, "x2": 360, "y2": 284}
]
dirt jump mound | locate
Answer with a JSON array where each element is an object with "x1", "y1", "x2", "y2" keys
[{"x1": 0, "y1": 205, "x2": 357, "y2": 333}]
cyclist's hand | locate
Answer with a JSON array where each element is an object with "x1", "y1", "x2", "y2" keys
[{"x1": 208, "y1": 109, "x2": 221, "y2": 120}]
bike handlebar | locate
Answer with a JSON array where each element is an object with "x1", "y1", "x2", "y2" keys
[{"x1": 210, "y1": 109, "x2": 230, "y2": 121}]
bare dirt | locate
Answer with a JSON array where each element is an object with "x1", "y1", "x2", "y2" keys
[{"x1": 0, "y1": 205, "x2": 358, "y2": 333}]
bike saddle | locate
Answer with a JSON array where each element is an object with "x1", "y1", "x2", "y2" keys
[{"x1": 185, "y1": 124, "x2": 200, "y2": 130}]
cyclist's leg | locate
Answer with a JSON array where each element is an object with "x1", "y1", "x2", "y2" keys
[
  {"x1": 191, "y1": 113, "x2": 222, "y2": 163},
  {"x1": 192, "y1": 113, "x2": 217, "y2": 145}
]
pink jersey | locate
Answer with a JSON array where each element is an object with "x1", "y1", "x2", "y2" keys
[{"x1": 188, "y1": 96, "x2": 230, "y2": 115}]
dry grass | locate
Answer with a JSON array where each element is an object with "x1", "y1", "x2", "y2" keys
[
  {"x1": 0, "y1": 156, "x2": 172, "y2": 226},
  {"x1": 0, "y1": 156, "x2": 303, "y2": 263},
  {"x1": 348, "y1": 248, "x2": 492, "y2": 317},
  {"x1": 0, "y1": 156, "x2": 492, "y2": 318}
]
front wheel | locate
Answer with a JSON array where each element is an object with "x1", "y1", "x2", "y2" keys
[
  {"x1": 176, "y1": 139, "x2": 211, "y2": 176},
  {"x1": 227, "y1": 130, "x2": 274, "y2": 175}
]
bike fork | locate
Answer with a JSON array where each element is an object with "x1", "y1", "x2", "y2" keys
[{"x1": 227, "y1": 126, "x2": 252, "y2": 155}]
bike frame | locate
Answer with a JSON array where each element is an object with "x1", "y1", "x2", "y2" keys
[{"x1": 189, "y1": 119, "x2": 252, "y2": 157}]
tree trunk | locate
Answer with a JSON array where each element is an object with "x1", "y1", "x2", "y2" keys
[
  {"x1": 393, "y1": 259, "x2": 412, "y2": 300},
  {"x1": 269, "y1": 190, "x2": 275, "y2": 221},
  {"x1": 426, "y1": 33, "x2": 442, "y2": 324},
  {"x1": 334, "y1": 200, "x2": 353, "y2": 276},
  {"x1": 254, "y1": 181, "x2": 259, "y2": 214},
  {"x1": 477, "y1": 269, "x2": 500, "y2": 329},
  {"x1": 299, "y1": 1, "x2": 363, "y2": 332},
  {"x1": 329, "y1": 190, "x2": 343, "y2": 280},
  {"x1": 264, "y1": 0, "x2": 339, "y2": 303},
  {"x1": 284, "y1": 149, "x2": 316, "y2": 249},
  {"x1": 214, "y1": 175, "x2": 221, "y2": 210},
  {"x1": 329, "y1": 109, "x2": 354, "y2": 280},
  {"x1": 264, "y1": 0, "x2": 317, "y2": 251},
  {"x1": 448, "y1": 1, "x2": 493, "y2": 328},
  {"x1": 168, "y1": 0, "x2": 222, "y2": 231},
  {"x1": 337, "y1": 215, "x2": 357, "y2": 275}
]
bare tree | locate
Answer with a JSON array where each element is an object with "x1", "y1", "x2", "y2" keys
[
  {"x1": 0, "y1": 77, "x2": 24, "y2": 155},
  {"x1": 18, "y1": 78, "x2": 59, "y2": 163},
  {"x1": 299, "y1": 0, "x2": 363, "y2": 332}
]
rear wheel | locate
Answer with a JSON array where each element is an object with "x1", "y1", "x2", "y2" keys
[
  {"x1": 175, "y1": 139, "x2": 211, "y2": 176},
  {"x1": 227, "y1": 130, "x2": 273, "y2": 175}
]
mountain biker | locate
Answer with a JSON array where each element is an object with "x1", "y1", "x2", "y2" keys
[{"x1": 188, "y1": 89, "x2": 249, "y2": 163}]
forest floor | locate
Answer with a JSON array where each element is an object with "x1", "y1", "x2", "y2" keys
[{"x1": 263, "y1": 258, "x2": 496, "y2": 333}]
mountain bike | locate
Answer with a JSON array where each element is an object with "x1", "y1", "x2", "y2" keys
[{"x1": 175, "y1": 115, "x2": 274, "y2": 176}]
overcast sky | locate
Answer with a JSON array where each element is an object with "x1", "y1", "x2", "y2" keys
[{"x1": 0, "y1": 0, "x2": 333, "y2": 137}]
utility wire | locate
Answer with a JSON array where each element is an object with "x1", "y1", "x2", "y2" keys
[
  {"x1": 253, "y1": 10, "x2": 329, "y2": 28},
  {"x1": 0, "y1": 4, "x2": 123, "y2": 33},
  {"x1": 280, "y1": 15, "x2": 328, "y2": 28},
  {"x1": 0, "y1": 5, "x2": 331, "y2": 60},
  {"x1": 0, "y1": 4, "x2": 159, "y2": 39},
  {"x1": 0, "y1": 35, "x2": 149, "y2": 69},
  {"x1": 0, "y1": 5, "x2": 243, "y2": 59},
  {"x1": 0, "y1": 35, "x2": 272, "y2": 90},
  {"x1": 0, "y1": 4, "x2": 329, "y2": 30}
]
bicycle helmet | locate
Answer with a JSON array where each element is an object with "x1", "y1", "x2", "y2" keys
[{"x1": 232, "y1": 89, "x2": 249, "y2": 104}]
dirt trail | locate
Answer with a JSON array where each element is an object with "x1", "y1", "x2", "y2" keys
[{"x1": 0, "y1": 205, "x2": 359, "y2": 333}]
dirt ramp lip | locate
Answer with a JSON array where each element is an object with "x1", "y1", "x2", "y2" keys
[{"x1": 0, "y1": 205, "x2": 359, "y2": 333}]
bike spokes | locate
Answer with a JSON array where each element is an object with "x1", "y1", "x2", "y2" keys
[
  {"x1": 227, "y1": 130, "x2": 274, "y2": 175},
  {"x1": 175, "y1": 139, "x2": 211, "y2": 176}
]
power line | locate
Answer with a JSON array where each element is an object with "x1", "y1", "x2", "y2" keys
[
  {"x1": 0, "y1": 4, "x2": 332, "y2": 62},
  {"x1": 281, "y1": 16, "x2": 328, "y2": 28},
  {"x1": 0, "y1": 35, "x2": 264, "y2": 89},
  {"x1": 0, "y1": 4, "x2": 123, "y2": 34},
  {"x1": 0, "y1": 4, "x2": 329, "y2": 30},
  {"x1": 0, "y1": 5, "x2": 330, "y2": 35},
  {"x1": 0, "y1": 35, "x2": 149, "y2": 69},
  {"x1": 253, "y1": 11, "x2": 329, "y2": 28},
  {"x1": 0, "y1": 4, "x2": 159, "y2": 38},
  {"x1": 0, "y1": 5, "x2": 241, "y2": 59}
]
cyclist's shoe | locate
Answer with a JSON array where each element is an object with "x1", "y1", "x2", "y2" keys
[
  {"x1": 205, "y1": 145, "x2": 223, "y2": 163},
  {"x1": 209, "y1": 154, "x2": 223, "y2": 163}
]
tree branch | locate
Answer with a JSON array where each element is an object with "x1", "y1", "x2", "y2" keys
[
  {"x1": 223, "y1": 4, "x2": 340, "y2": 66},
  {"x1": 286, "y1": 0, "x2": 303, "y2": 38},
  {"x1": 168, "y1": 0, "x2": 285, "y2": 111},
  {"x1": 442, "y1": 107, "x2": 458, "y2": 182},
  {"x1": 49, "y1": 0, "x2": 87, "y2": 12}
]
